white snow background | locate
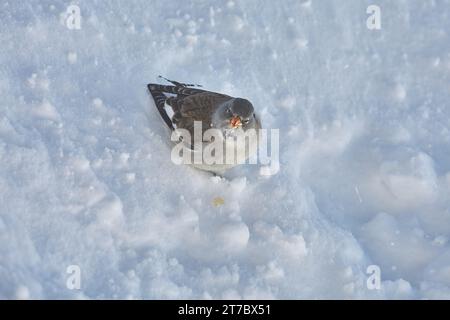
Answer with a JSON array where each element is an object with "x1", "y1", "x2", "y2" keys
[{"x1": 1, "y1": 0, "x2": 450, "y2": 299}]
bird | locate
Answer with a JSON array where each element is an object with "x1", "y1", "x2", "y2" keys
[{"x1": 148, "y1": 76, "x2": 261, "y2": 174}]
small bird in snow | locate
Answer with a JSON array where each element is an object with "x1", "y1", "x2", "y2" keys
[{"x1": 148, "y1": 76, "x2": 261, "y2": 174}]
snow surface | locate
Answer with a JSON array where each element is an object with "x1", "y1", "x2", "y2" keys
[{"x1": 1, "y1": 0, "x2": 450, "y2": 299}]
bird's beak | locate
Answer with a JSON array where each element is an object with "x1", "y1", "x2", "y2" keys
[{"x1": 230, "y1": 116, "x2": 242, "y2": 128}]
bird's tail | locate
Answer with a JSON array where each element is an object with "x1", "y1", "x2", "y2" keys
[
  {"x1": 158, "y1": 75, "x2": 203, "y2": 88},
  {"x1": 147, "y1": 76, "x2": 207, "y2": 130},
  {"x1": 147, "y1": 84, "x2": 175, "y2": 130}
]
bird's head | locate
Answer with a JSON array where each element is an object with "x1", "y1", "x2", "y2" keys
[{"x1": 213, "y1": 98, "x2": 256, "y2": 133}]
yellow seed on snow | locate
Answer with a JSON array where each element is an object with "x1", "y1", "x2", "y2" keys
[{"x1": 212, "y1": 197, "x2": 225, "y2": 207}]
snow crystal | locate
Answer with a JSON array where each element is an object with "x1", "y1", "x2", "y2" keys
[
  {"x1": 216, "y1": 222, "x2": 250, "y2": 253},
  {"x1": 67, "y1": 52, "x2": 78, "y2": 64},
  {"x1": 32, "y1": 100, "x2": 60, "y2": 122}
]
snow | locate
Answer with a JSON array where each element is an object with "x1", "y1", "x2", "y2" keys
[{"x1": 1, "y1": 0, "x2": 450, "y2": 299}]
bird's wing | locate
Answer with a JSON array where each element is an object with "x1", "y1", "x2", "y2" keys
[
  {"x1": 170, "y1": 92, "x2": 231, "y2": 145},
  {"x1": 254, "y1": 113, "x2": 262, "y2": 130},
  {"x1": 178, "y1": 92, "x2": 232, "y2": 123}
]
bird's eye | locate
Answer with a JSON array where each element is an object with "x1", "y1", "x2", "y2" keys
[
  {"x1": 226, "y1": 108, "x2": 232, "y2": 115},
  {"x1": 243, "y1": 119, "x2": 250, "y2": 124}
]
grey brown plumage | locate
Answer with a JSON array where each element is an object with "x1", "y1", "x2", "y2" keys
[
  {"x1": 168, "y1": 92, "x2": 232, "y2": 138},
  {"x1": 148, "y1": 78, "x2": 261, "y2": 173}
]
